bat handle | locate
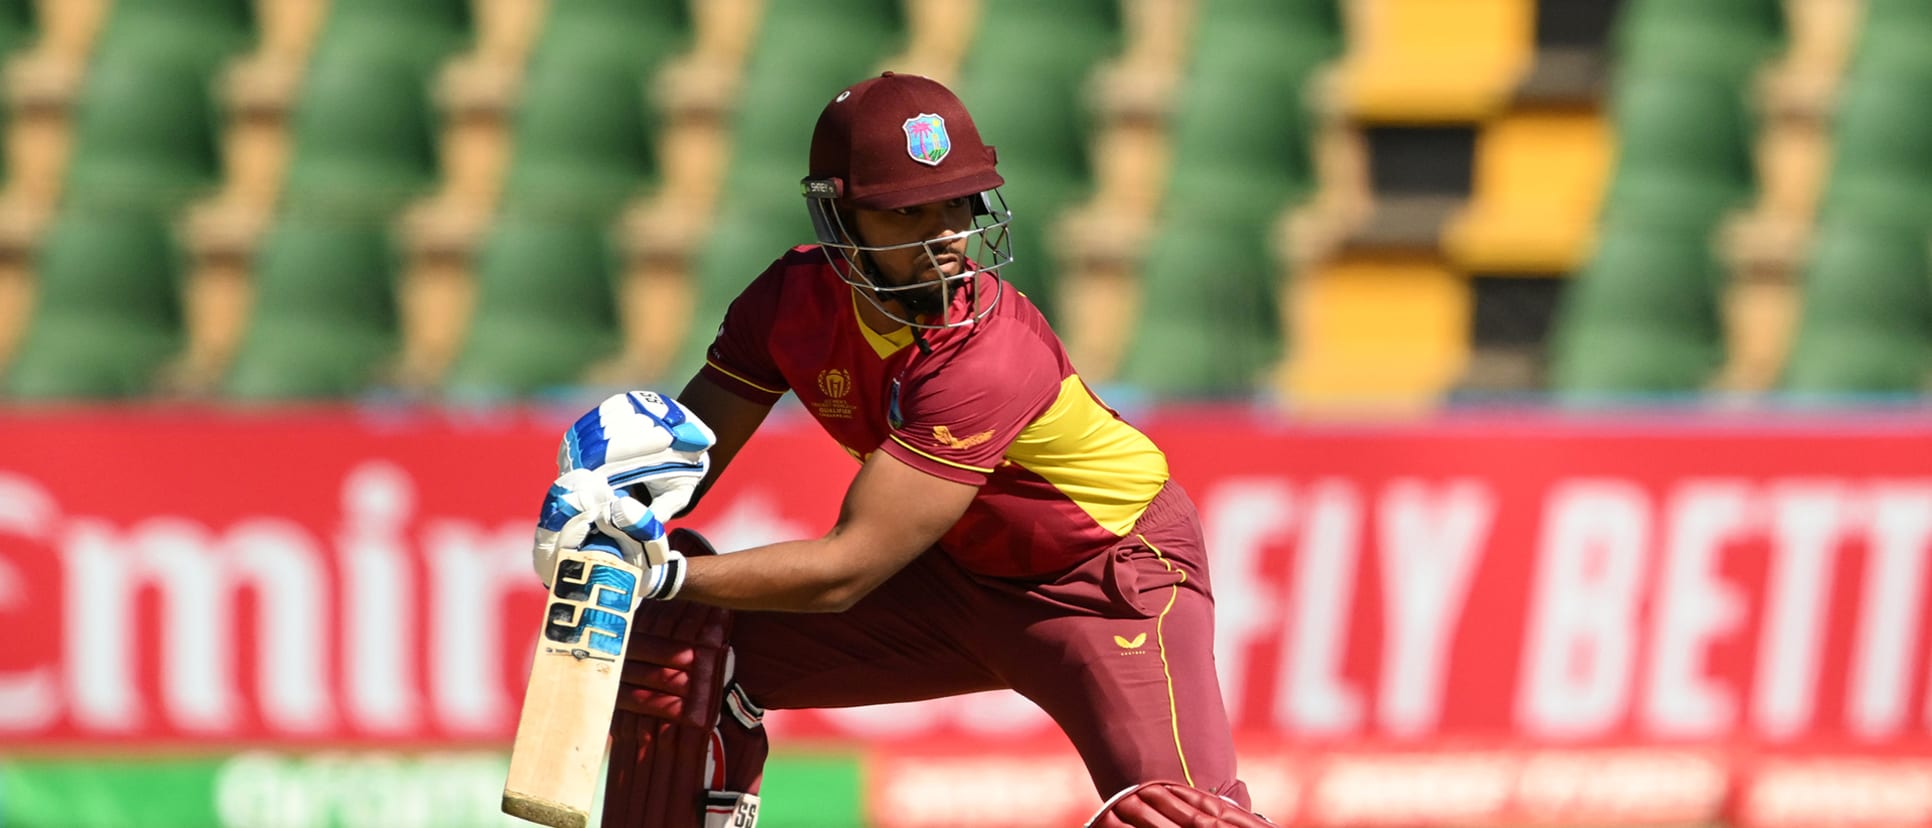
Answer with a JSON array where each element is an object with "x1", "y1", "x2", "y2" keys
[{"x1": 579, "y1": 532, "x2": 625, "y2": 559}]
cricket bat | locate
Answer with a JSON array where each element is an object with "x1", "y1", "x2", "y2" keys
[{"x1": 504, "y1": 536, "x2": 642, "y2": 828}]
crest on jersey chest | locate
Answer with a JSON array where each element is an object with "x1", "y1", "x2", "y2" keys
[
  {"x1": 887, "y1": 378, "x2": 905, "y2": 430},
  {"x1": 812, "y1": 368, "x2": 857, "y2": 420},
  {"x1": 903, "y1": 114, "x2": 950, "y2": 166}
]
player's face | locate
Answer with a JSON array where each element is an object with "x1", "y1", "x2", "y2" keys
[{"x1": 850, "y1": 196, "x2": 976, "y2": 316}]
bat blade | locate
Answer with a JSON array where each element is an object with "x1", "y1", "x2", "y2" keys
[{"x1": 504, "y1": 542, "x2": 642, "y2": 827}]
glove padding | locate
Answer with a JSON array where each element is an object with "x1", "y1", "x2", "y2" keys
[
  {"x1": 1085, "y1": 781, "x2": 1275, "y2": 828},
  {"x1": 531, "y1": 468, "x2": 618, "y2": 588},
  {"x1": 599, "y1": 494, "x2": 684, "y2": 600},
  {"x1": 532, "y1": 469, "x2": 681, "y2": 598},
  {"x1": 559, "y1": 391, "x2": 716, "y2": 521}
]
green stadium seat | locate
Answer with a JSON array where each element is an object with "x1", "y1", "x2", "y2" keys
[
  {"x1": 1599, "y1": 70, "x2": 1756, "y2": 227},
  {"x1": 314, "y1": 0, "x2": 470, "y2": 77},
  {"x1": 1211, "y1": 0, "x2": 1343, "y2": 58},
  {"x1": 0, "y1": 0, "x2": 36, "y2": 63},
  {"x1": 958, "y1": 0, "x2": 1119, "y2": 86},
  {"x1": 273, "y1": 0, "x2": 469, "y2": 216},
  {"x1": 526, "y1": 0, "x2": 689, "y2": 73},
  {"x1": 1863, "y1": 0, "x2": 1932, "y2": 28},
  {"x1": 1164, "y1": 0, "x2": 1338, "y2": 221},
  {"x1": 223, "y1": 214, "x2": 400, "y2": 399},
  {"x1": 1612, "y1": 0, "x2": 1785, "y2": 82},
  {"x1": 280, "y1": 37, "x2": 442, "y2": 216},
  {"x1": 1853, "y1": 0, "x2": 1932, "y2": 78},
  {"x1": 501, "y1": 57, "x2": 657, "y2": 218},
  {"x1": 1118, "y1": 217, "x2": 1283, "y2": 398},
  {"x1": 1816, "y1": 69, "x2": 1932, "y2": 228},
  {"x1": 1112, "y1": 0, "x2": 1339, "y2": 397},
  {"x1": 3, "y1": 204, "x2": 183, "y2": 398},
  {"x1": 92, "y1": 0, "x2": 253, "y2": 77},
  {"x1": 443, "y1": 211, "x2": 622, "y2": 397},
  {"x1": 0, "y1": 0, "x2": 23, "y2": 185},
  {"x1": 64, "y1": 52, "x2": 224, "y2": 211},
  {"x1": 1549, "y1": 222, "x2": 1725, "y2": 398},
  {"x1": 1780, "y1": 221, "x2": 1932, "y2": 396},
  {"x1": 502, "y1": 0, "x2": 690, "y2": 216}
]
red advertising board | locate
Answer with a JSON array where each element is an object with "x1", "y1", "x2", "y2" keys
[{"x1": 4, "y1": 406, "x2": 1932, "y2": 826}]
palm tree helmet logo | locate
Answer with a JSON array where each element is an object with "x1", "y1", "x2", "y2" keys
[{"x1": 903, "y1": 113, "x2": 951, "y2": 166}]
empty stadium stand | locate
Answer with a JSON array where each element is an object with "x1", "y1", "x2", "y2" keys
[
  {"x1": 0, "y1": 0, "x2": 1923, "y2": 406},
  {"x1": 4, "y1": 201, "x2": 185, "y2": 397},
  {"x1": 444, "y1": 207, "x2": 623, "y2": 398},
  {"x1": 1117, "y1": 0, "x2": 1337, "y2": 399},
  {"x1": 1549, "y1": 220, "x2": 1727, "y2": 399},
  {"x1": 1780, "y1": 218, "x2": 1932, "y2": 395}
]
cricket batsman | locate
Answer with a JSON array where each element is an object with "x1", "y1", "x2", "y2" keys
[{"x1": 532, "y1": 72, "x2": 1272, "y2": 827}]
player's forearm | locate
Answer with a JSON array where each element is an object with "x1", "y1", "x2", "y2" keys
[{"x1": 677, "y1": 537, "x2": 882, "y2": 613}]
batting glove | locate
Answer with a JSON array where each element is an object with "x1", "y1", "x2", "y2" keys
[
  {"x1": 531, "y1": 468, "x2": 619, "y2": 587},
  {"x1": 597, "y1": 496, "x2": 685, "y2": 601},
  {"x1": 558, "y1": 391, "x2": 716, "y2": 521}
]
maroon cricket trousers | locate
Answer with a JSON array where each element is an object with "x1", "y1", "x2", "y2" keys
[{"x1": 728, "y1": 481, "x2": 1251, "y2": 807}]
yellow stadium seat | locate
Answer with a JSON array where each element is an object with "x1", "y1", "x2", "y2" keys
[
  {"x1": 1334, "y1": 0, "x2": 1533, "y2": 122},
  {"x1": 1282, "y1": 255, "x2": 1470, "y2": 409},
  {"x1": 1442, "y1": 108, "x2": 1613, "y2": 274}
]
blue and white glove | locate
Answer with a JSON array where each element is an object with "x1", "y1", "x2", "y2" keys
[
  {"x1": 531, "y1": 468, "x2": 617, "y2": 587},
  {"x1": 597, "y1": 495, "x2": 685, "y2": 601},
  {"x1": 558, "y1": 391, "x2": 717, "y2": 521},
  {"x1": 531, "y1": 469, "x2": 685, "y2": 600}
]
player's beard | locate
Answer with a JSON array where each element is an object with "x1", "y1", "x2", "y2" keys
[
  {"x1": 883, "y1": 253, "x2": 958, "y2": 319},
  {"x1": 895, "y1": 280, "x2": 948, "y2": 317}
]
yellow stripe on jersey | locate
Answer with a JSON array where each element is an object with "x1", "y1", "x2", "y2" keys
[
  {"x1": 853, "y1": 292, "x2": 915, "y2": 359},
  {"x1": 704, "y1": 359, "x2": 787, "y2": 396},
  {"x1": 1006, "y1": 375, "x2": 1168, "y2": 534},
  {"x1": 889, "y1": 433, "x2": 999, "y2": 473}
]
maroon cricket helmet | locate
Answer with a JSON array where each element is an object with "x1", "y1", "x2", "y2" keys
[
  {"x1": 800, "y1": 72, "x2": 1016, "y2": 330},
  {"x1": 804, "y1": 71, "x2": 1005, "y2": 210}
]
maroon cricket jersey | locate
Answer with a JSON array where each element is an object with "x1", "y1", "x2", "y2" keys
[{"x1": 699, "y1": 246, "x2": 1170, "y2": 577}]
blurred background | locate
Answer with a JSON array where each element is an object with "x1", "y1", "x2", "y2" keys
[
  {"x1": 1, "y1": 0, "x2": 1924, "y2": 407},
  {"x1": 2, "y1": 0, "x2": 1932, "y2": 826}
]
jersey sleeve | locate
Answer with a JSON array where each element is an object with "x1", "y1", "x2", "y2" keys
[
  {"x1": 879, "y1": 335, "x2": 1062, "y2": 486},
  {"x1": 697, "y1": 260, "x2": 791, "y2": 404}
]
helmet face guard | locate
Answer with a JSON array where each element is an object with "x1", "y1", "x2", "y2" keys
[{"x1": 802, "y1": 179, "x2": 1014, "y2": 330}]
